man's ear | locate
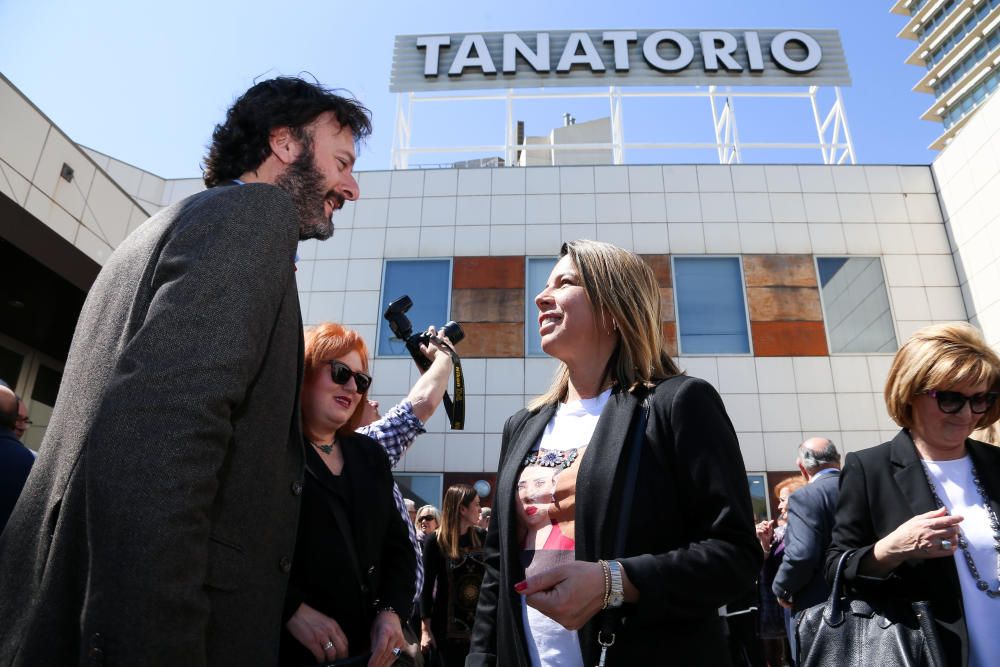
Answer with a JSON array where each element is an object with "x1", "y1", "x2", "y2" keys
[{"x1": 269, "y1": 126, "x2": 300, "y2": 165}]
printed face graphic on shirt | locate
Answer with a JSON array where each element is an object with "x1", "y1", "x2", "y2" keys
[
  {"x1": 517, "y1": 447, "x2": 584, "y2": 559},
  {"x1": 517, "y1": 465, "x2": 556, "y2": 530}
]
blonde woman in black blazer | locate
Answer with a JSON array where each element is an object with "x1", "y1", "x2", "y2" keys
[
  {"x1": 826, "y1": 323, "x2": 1000, "y2": 667},
  {"x1": 467, "y1": 240, "x2": 761, "y2": 666}
]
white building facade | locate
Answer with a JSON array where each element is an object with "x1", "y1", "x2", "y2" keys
[{"x1": 5, "y1": 70, "x2": 1000, "y2": 514}]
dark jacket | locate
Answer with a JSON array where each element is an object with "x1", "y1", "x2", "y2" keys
[
  {"x1": 0, "y1": 183, "x2": 306, "y2": 666},
  {"x1": 772, "y1": 469, "x2": 840, "y2": 613},
  {"x1": 825, "y1": 430, "x2": 1000, "y2": 667},
  {"x1": 467, "y1": 375, "x2": 761, "y2": 666},
  {"x1": 0, "y1": 426, "x2": 34, "y2": 534},
  {"x1": 280, "y1": 434, "x2": 416, "y2": 664}
]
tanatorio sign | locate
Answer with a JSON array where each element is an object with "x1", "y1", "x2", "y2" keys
[{"x1": 390, "y1": 29, "x2": 850, "y2": 92}]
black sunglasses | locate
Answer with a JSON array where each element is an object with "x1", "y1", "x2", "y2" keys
[
  {"x1": 925, "y1": 390, "x2": 999, "y2": 415},
  {"x1": 328, "y1": 361, "x2": 372, "y2": 393},
  {"x1": 417, "y1": 515, "x2": 436, "y2": 523}
]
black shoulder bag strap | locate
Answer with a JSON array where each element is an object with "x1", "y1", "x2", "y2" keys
[{"x1": 596, "y1": 394, "x2": 650, "y2": 667}]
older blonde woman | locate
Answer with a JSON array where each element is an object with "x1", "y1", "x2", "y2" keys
[
  {"x1": 468, "y1": 240, "x2": 760, "y2": 666},
  {"x1": 826, "y1": 322, "x2": 1000, "y2": 667}
]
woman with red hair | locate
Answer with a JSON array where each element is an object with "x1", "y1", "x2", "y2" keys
[{"x1": 279, "y1": 323, "x2": 415, "y2": 667}]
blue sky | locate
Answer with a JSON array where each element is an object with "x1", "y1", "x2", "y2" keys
[{"x1": 0, "y1": 1, "x2": 937, "y2": 177}]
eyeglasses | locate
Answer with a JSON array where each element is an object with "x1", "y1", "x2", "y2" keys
[
  {"x1": 925, "y1": 390, "x2": 999, "y2": 415},
  {"x1": 417, "y1": 516, "x2": 436, "y2": 523},
  {"x1": 328, "y1": 361, "x2": 372, "y2": 393}
]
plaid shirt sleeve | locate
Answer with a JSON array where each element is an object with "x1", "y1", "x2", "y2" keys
[
  {"x1": 357, "y1": 401, "x2": 427, "y2": 610},
  {"x1": 357, "y1": 400, "x2": 426, "y2": 469}
]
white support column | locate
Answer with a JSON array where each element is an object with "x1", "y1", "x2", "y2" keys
[
  {"x1": 726, "y1": 93, "x2": 742, "y2": 164},
  {"x1": 709, "y1": 86, "x2": 725, "y2": 164},
  {"x1": 834, "y1": 87, "x2": 857, "y2": 164},
  {"x1": 709, "y1": 87, "x2": 741, "y2": 164},
  {"x1": 505, "y1": 89, "x2": 515, "y2": 166},
  {"x1": 609, "y1": 86, "x2": 625, "y2": 164},
  {"x1": 808, "y1": 87, "x2": 831, "y2": 164},
  {"x1": 391, "y1": 93, "x2": 414, "y2": 170}
]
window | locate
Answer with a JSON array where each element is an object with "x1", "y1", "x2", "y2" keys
[
  {"x1": 525, "y1": 257, "x2": 558, "y2": 357},
  {"x1": 394, "y1": 473, "x2": 443, "y2": 511},
  {"x1": 816, "y1": 257, "x2": 897, "y2": 354},
  {"x1": 377, "y1": 259, "x2": 452, "y2": 357},
  {"x1": 747, "y1": 473, "x2": 769, "y2": 523},
  {"x1": 673, "y1": 257, "x2": 750, "y2": 354}
]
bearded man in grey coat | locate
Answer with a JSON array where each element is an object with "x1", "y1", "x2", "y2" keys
[{"x1": 0, "y1": 77, "x2": 370, "y2": 666}]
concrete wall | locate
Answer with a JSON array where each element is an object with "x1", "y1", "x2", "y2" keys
[{"x1": 934, "y1": 90, "x2": 1000, "y2": 348}]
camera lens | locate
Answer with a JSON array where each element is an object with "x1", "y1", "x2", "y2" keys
[{"x1": 440, "y1": 321, "x2": 464, "y2": 345}]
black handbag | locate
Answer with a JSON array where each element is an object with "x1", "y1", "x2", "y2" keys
[{"x1": 796, "y1": 550, "x2": 946, "y2": 667}]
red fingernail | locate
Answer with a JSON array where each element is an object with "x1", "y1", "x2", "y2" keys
[{"x1": 514, "y1": 581, "x2": 527, "y2": 592}]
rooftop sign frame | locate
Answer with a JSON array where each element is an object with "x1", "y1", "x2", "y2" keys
[{"x1": 391, "y1": 28, "x2": 851, "y2": 93}]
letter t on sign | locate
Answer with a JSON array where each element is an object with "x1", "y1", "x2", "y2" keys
[
  {"x1": 603, "y1": 31, "x2": 638, "y2": 71},
  {"x1": 418, "y1": 36, "x2": 451, "y2": 77}
]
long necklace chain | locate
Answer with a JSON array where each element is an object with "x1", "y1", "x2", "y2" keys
[{"x1": 920, "y1": 459, "x2": 1000, "y2": 598}]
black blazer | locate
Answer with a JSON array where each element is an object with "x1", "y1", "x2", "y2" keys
[
  {"x1": 282, "y1": 432, "x2": 416, "y2": 660},
  {"x1": 825, "y1": 430, "x2": 1000, "y2": 667},
  {"x1": 773, "y1": 470, "x2": 840, "y2": 613},
  {"x1": 467, "y1": 375, "x2": 761, "y2": 666}
]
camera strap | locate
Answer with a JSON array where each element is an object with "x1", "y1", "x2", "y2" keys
[{"x1": 437, "y1": 343, "x2": 465, "y2": 430}]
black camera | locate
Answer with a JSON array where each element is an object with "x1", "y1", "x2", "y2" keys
[
  {"x1": 383, "y1": 295, "x2": 466, "y2": 430},
  {"x1": 383, "y1": 295, "x2": 464, "y2": 371}
]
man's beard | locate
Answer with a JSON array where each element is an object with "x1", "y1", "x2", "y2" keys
[{"x1": 275, "y1": 142, "x2": 343, "y2": 241}]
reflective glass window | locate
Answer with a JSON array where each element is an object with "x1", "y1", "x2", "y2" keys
[
  {"x1": 817, "y1": 257, "x2": 897, "y2": 354},
  {"x1": 377, "y1": 259, "x2": 452, "y2": 356},
  {"x1": 673, "y1": 257, "x2": 750, "y2": 354}
]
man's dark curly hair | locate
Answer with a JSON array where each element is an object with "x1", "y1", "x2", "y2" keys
[{"x1": 202, "y1": 76, "x2": 372, "y2": 188}]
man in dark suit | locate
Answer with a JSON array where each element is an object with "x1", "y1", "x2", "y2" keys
[
  {"x1": 0, "y1": 77, "x2": 371, "y2": 667},
  {"x1": 0, "y1": 386, "x2": 34, "y2": 534},
  {"x1": 772, "y1": 436, "x2": 841, "y2": 664}
]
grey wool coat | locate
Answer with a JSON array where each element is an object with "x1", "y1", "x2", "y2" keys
[{"x1": 0, "y1": 183, "x2": 307, "y2": 666}]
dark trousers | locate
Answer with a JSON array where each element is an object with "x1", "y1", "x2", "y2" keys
[{"x1": 783, "y1": 608, "x2": 797, "y2": 667}]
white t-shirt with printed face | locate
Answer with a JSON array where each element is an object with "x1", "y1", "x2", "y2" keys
[
  {"x1": 518, "y1": 389, "x2": 611, "y2": 667},
  {"x1": 923, "y1": 456, "x2": 1000, "y2": 667}
]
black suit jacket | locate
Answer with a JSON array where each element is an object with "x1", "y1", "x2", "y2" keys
[
  {"x1": 281, "y1": 434, "x2": 415, "y2": 663},
  {"x1": 0, "y1": 184, "x2": 305, "y2": 666},
  {"x1": 772, "y1": 469, "x2": 840, "y2": 613},
  {"x1": 826, "y1": 430, "x2": 1000, "y2": 667},
  {"x1": 467, "y1": 375, "x2": 761, "y2": 666}
]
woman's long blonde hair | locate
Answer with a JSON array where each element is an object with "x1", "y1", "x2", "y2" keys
[{"x1": 529, "y1": 240, "x2": 681, "y2": 410}]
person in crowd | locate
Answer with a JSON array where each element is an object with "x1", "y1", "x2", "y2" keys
[
  {"x1": 468, "y1": 240, "x2": 761, "y2": 666},
  {"x1": 0, "y1": 386, "x2": 34, "y2": 533},
  {"x1": 421, "y1": 484, "x2": 487, "y2": 666},
  {"x1": 416, "y1": 505, "x2": 441, "y2": 545},
  {"x1": 13, "y1": 396, "x2": 30, "y2": 441},
  {"x1": 826, "y1": 322, "x2": 1000, "y2": 667},
  {"x1": 281, "y1": 323, "x2": 414, "y2": 667},
  {"x1": 756, "y1": 477, "x2": 805, "y2": 667},
  {"x1": 773, "y1": 437, "x2": 841, "y2": 663},
  {"x1": 0, "y1": 77, "x2": 370, "y2": 667},
  {"x1": 406, "y1": 499, "x2": 418, "y2": 525}
]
